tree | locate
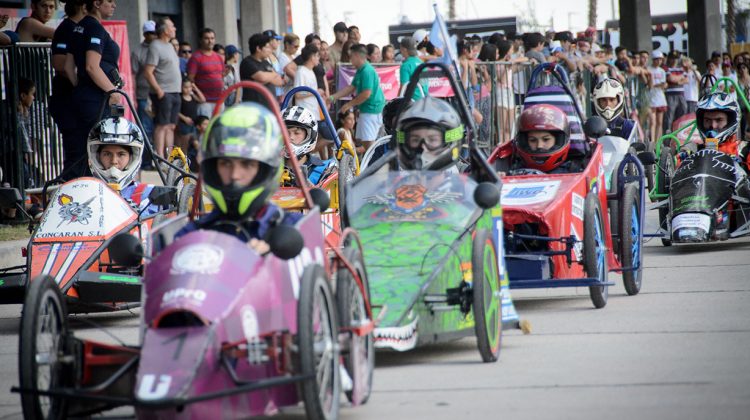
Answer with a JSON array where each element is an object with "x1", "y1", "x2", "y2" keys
[
  {"x1": 588, "y1": 0, "x2": 597, "y2": 28},
  {"x1": 312, "y1": 0, "x2": 320, "y2": 36}
]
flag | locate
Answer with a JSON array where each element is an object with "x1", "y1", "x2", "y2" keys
[{"x1": 429, "y1": 3, "x2": 458, "y2": 70}]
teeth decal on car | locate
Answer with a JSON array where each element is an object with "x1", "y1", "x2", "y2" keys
[{"x1": 374, "y1": 316, "x2": 419, "y2": 351}]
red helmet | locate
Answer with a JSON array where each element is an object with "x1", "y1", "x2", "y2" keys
[{"x1": 514, "y1": 104, "x2": 571, "y2": 172}]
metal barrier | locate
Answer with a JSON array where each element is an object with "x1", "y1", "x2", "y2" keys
[{"x1": 1, "y1": 43, "x2": 63, "y2": 198}]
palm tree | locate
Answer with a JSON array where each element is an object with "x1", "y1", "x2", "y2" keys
[
  {"x1": 727, "y1": 0, "x2": 736, "y2": 52},
  {"x1": 588, "y1": 0, "x2": 597, "y2": 28},
  {"x1": 312, "y1": 0, "x2": 320, "y2": 36}
]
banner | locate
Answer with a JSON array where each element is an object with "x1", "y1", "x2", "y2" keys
[
  {"x1": 336, "y1": 63, "x2": 457, "y2": 100},
  {"x1": 103, "y1": 20, "x2": 134, "y2": 120},
  {"x1": 336, "y1": 64, "x2": 401, "y2": 101}
]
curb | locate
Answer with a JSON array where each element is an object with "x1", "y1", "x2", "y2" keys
[{"x1": 0, "y1": 239, "x2": 27, "y2": 269}]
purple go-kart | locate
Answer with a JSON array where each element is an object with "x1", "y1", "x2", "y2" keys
[{"x1": 12, "y1": 82, "x2": 374, "y2": 419}]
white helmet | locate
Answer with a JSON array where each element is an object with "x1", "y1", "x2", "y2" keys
[
  {"x1": 592, "y1": 78, "x2": 625, "y2": 122},
  {"x1": 87, "y1": 117, "x2": 144, "y2": 190},
  {"x1": 281, "y1": 106, "x2": 318, "y2": 158}
]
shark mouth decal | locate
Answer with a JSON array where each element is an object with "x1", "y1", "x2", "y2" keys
[{"x1": 374, "y1": 316, "x2": 418, "y2": 351}]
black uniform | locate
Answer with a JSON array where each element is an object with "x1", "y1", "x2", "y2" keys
[
  {"x1": 70, "y1": 15, "x2": 120, "y2": 177},
  {"x1": 50, "y1": 17, "x2": 81, "y2": 176}
]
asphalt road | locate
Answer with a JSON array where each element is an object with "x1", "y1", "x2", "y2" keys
[{"x1": 1, "y1": 213, "x2": 749, "y2": 419}]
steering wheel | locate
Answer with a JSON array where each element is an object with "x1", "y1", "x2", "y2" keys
[{"x1": 508, "y1": 168, "x2": 547, "y2": 176}]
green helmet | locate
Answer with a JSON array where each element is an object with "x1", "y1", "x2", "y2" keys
[{"x1": 201, "y1": 103, "x2": 283, "y2": 219}]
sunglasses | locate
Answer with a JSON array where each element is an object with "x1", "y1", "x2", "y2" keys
[{"x1": 180, "y1": 49, "x2": 192, "y2": 54}]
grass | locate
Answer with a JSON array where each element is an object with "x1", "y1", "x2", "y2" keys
[{"x1": 0, "y1": 224, "x2": 32, "y2": 242}]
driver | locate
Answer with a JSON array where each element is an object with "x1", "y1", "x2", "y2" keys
[
  {"x1": 87, "y1": 117, "x2": 160, "y2": 216},
  {"x1": 176, "y1": 103, "x2": 300, "y2": 253},
  {"x1": 592, "y1": 78, "x2": 635, "y2": 140},
  {"x1": 507, "y1": 104, "x2": 582, "y2": 174},
  {"x1": 281, "y1": 105, "x2": 337, "y2": 186},
  {"x1": 690, "y1": 91, "x2": 750, "y2": 167},
  {"x1": 395, "y1": 96, "x2": 464, "y2": 171}
]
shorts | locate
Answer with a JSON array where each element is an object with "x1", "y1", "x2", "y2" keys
[
  {"x1": 151, "y1": 92, "x2": 181, "y2": 126},
  {"x1": 651, "y1": 106, "x2": 667, "y2": 112},
  {"x1": 496, "y1": 87, "x2": 515, "y2": 109},
  {"x1": 355, "y1": 112, "x2": 383, "y2": 142}
]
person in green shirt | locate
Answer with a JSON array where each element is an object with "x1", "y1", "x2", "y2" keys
[
  {"x1": 330, "y1": 43, "x2": 385, "y2": 150},
  {"x1": 399, "y1": 36, "x2": 428, "y2": 100}
]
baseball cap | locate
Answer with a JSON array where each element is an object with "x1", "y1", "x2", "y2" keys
[
  {"x1": 262, "y1": 29, "x2": 282, "y2": 40},
  {"x1": 591, "y1": 43, "x2": 602, "y2": 54},
  {"x1": 651, "y1": 50, "x2": 664, "y2": 59},
  {"x1": 334, "y1": 22, "x2": 348, "y2": 33},
  {"x1": 413, "y1": 29, "x2": 429, "y2": 42},
  {"x1": 399, "y1": 36, "x2": 418, "y2": 54},
  {"x1": 225, "y1": 44, "x2": 241, "y2": 57},
  {"x1": 711, "y1": 50, "x2": 722, "y2": 58},
  {"x1": 142, "y1": 20, "x2": 156, "y2": 34}
]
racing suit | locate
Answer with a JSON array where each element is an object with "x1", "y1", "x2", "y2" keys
[
  {"x1": 121, "y1": 182, "x2": 160, "y2": 217},
  {"x1": 285, "y1": 156, "x2": 337, "y2": 187},
  {"x1": 607, "y1": 116, "x2": 635, "y2": 140},
  {"x1": 175, "y1": 202, "x2": 301, "y2": 242}
]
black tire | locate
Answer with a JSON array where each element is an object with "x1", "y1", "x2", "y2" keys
[
  {"x1": 178, "y1": 182, "x2": 198, "y2": 214},
  {"x1": 620, "y1": 183, "x2": 643, "y2": 296},
  {"x1": 608, "y1": 169, "x2": 620, "y2": 255},
  {"x1": 19, "y1": 275, "x2": 70, "y2": 420},
  {"x1": 657, "y1": 143, "x2": 674, "y2": 246},
  {"x1": 583, "y1": 193, "x2": 609, "y2": 309},
  {"x1": 472, "y1": 229, "x2": 503, "y2": 363},
  {"x1": 336, "y1": 247, "x2": 374, "y2": 405},
  {"x1": 337, "y1": 153, "x2": 356, "y2": 216},
  {"x1": 298, "y1": 265, "x2": 340, "y2": 420}
]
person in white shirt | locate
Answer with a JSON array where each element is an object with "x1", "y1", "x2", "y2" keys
[
  {"x1": 294, "y1": 44, "x2": 322, "y2": 127},
  {"x1": 648, "y1": 50, "x2": 668, "y2": 142},
  {"x1": 682, "y1": 57, "x2": 701, "y2": 113}
]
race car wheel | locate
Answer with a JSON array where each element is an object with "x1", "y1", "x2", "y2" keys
[
  {"x1": 657, "y1": 142, "x2": 674, "y2": 246},
  {"x1": 336, "y1": 247, "x2": 374, "y2": 405},
  {"x1": 178, "y1": 182, "x2": 199, "y2": 214},
  {"x1": 583, "y1": 193, "x2": 609, "y2": 309},
  {"x1": 19, "y1": 275, "x2": 71, "y2": 420},
  {"x1": 298, "y1": 265, "x2": 341, "y2": 420},
  {"x1": 472, "y1": 229, "x2": 502, "y2": 363},
  {"x1": 620, "y1": 183, "x2": 643, "y2": 296},
  {"x1": 337, "y1": 152, "x2": 356, "y2": 220},
  {"x1": 608, "y1": 169, "x2": 620, "y2": 255}
]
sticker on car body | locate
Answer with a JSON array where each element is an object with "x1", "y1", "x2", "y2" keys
[
  {"x1": 501, "y1": 181, "x2": 561, "y2": 205},
  {"x1": 571, "y1": 193, "x2": 584, "y2": 221}
]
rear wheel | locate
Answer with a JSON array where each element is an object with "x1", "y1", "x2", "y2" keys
[
  {"x1": 337, "y1": 152, "x2": 356, "y2": 219},
  {"x1": 336, "y1": 247, "x2": 374, "y2": 405},
  {"x1": 608, "y1": 169, "x2": 620, "y2": 255},
  {"x1": 178, "y1": 182, "x2": 198, "y2": 214},
  {"x1": 583, "y1": 193, "x2": 609, "y2": 309},
  {"x1": 620, "y1": 183, "x2": 643, "y2": 295},
  {"x1": 657, "y1": 141, "x2": 674, "y2": 246},
  {"x1": 298, "y1": 265, "x2": 340, "y2": 420},
  {"x1": 472, "y1": 229, "x2": 502, "y2": 363},
  {"x1": 19, "y1": 275, "x2": 70, "y2": 420}
]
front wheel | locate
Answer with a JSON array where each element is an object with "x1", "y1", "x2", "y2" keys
[
  {"x1": 298, "y1": 265, "x2": 340, "y2": 420},
  {"x1": 472, "y1": 229, "x2": 502, "y2": 363},
  {"x1": 336, "y1": 247, "x2": 374, "y2": 405},
  {"x1": 19, "y1": 275, "x2": 70, "y2": 420},
  {"x1": 620, "y1": 183, "x2": 643, "y2": 295},
  {"x1": 583, "y1": 193, "x2": 609, "y2": 309},
  {"x1": 657, "y1": 142, "x2": 674, "y2": 246}
]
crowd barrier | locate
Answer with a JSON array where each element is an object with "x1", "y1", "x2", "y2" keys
[
  {"x1": 1, "y1": 43, "x2": 63, "y2": 198},
  {"x1": 1, "y1": 49, "x2": 649, "y2": 200}
]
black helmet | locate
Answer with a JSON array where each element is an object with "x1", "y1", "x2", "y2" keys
[{"x1": 201, "y1": 103, "x2": 283, "y2": 219}]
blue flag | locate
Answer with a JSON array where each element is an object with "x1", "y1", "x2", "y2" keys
[{"x1": 429, "y1": 3, "x2": 458, "y2": 69}]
